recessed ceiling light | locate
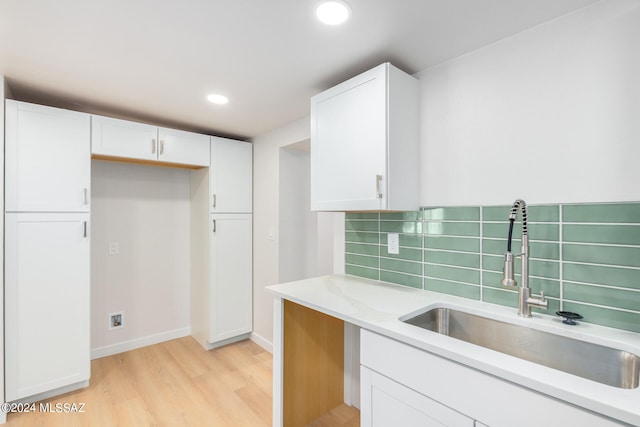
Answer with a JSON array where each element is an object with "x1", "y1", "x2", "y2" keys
[
  {"x1": 315, "y1": 0, "x2": 351, "y2": 26},
  {"x1": 207, "y1": 93, "x2": 229, "y2": 105}
]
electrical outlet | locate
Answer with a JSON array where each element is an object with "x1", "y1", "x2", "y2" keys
[
  {"x1": 109, "y1": 312, "x2": 124, "y2": 330},
  {"x1": 387, "y1": 233, "x2": 400, "y2": 254},
  {"x1": 108, "y1": 241, "x2": 120, "y2": 255}
]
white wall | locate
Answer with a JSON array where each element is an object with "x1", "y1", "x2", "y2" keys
[
  {"x1": 252, "y1": 117, "x2": 310, "y2": 350},
  {"x1": 279, "y1": 142, "x2": 344, "y2": 282},
  {"x1": 252, "y1": 116, "x2": 344, "y2": 351},
  {"x1": 1, "y1": 75, "x2": 5, "y2": 419},
  {"x1": 418, "y1": 0, "x2": 640, "y2": 206},
  {"x1": 90, "y1": 160, "x2": 191, "y2": 358},
  {"x1": 279, "y1": 144, "x2": 317, "y2": 283}
]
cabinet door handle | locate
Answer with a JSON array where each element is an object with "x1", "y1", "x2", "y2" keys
[
  {"x1": 213, "y1": 194, "x2": 217, "y2": 208},
  {"x1": 152, "y1": 138, "x2": 157, "y2": 154},
  {"x1": 376, "y1": 174, "x2": 383, "y2": 199},
  {"x1": 83, "y1": 188, "x2": 88, "y2": 205},
  {"x1": 212, "y1": 219, "x2": 217, "y2": 233},
  {"x1": 159, "y1": 140, "x2": 165, "y2": 155},
  {"x1": 83, "y1": 221, "x2": 87, "y2": 238}
]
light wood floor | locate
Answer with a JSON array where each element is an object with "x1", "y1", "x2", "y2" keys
[{"x1": 5, "y1": 336, "x2": 359, "y2": 427}]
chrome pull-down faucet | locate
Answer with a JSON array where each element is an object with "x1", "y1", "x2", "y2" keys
[{"x1": 501, "y1": 199, "x2": 548, "y2": 317}]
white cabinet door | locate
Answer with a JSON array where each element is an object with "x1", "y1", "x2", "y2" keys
[
  {"x1": 209, "y1": 213, "x2": 253, "y2": 343},
  {"x1": 361, "y1": 367, "x2": 474, "y2": 427},
  {"x1": 5, "y1": 100, "x2": 91, "y2": 212},
  {"x1": 91, "y1": 114, "x2": 158, "y2": 161},
  {"x1": 158, "y1": 127, "x2": 210, "y2": 167},
  {"x1": 5, "y1": 213, "x2": 90, "y2": 401},
  {"x1": 210, "y1": 136, "x2": 252, "y2": 213},
  {"x1": 310, "y1": 63, "x2": 419, "y2": 211},
  {"x1": 311, "y1": 65, "x2": 387, "y2": 211}
]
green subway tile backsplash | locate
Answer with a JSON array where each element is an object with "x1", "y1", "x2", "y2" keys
[
  {"x1": 563, "y1": 243, "x2": 640, "y2": 269},
  {"x1": 345, "y1": 231, "x2": 379, "y2": 244},
  {"x1": 424, "y1": 235, "x2": 480, "y2": 252},
  {"x1": 424, "y1": 278, "x2": 480, "y2": 299},
  {"x1": 562, "y1": 302, "x2": 640, "y2": 334},
  {"x1": 483, "y1": 205, "x2": 560, "y2": 222},
  {"x1": 563, "y1": 282, "x2": 640, "y2": 312},
  {"x1": 381, "y1": 258, "x2": 422, "y2": 276},
  {"x1": 424, "y1": 221, "x2": 480, "y2": 237},
  {"x1": 345, "y1": 219, "x2": 379, "y2": 232},
  {"x1": 344, "y1": 202, "x2": 640, "y2": 334},
  {"x1": 380, "y1": 271, "x2": 422, "y2": 289},
  {"x1": 423, "y1": 250, "x2": 480, "y2": 269},
  {"x1": 423, "y1": 263, "x2": 480, "y2": 285},
  {"x1": 380, "y1": 220, "x2": 422, "y2": 234},
  {"x1": 563, "y1": 224, "x2": 640, "y2": 245},
  {"x1": 423, "y1": 206, "x2": 480, "y2": 221},
  {"x1": 345, "y1": 242, "x2": 379, "y2": 257},
  {"x1": 562, "y1": 263, "x2": 640, "y2": 290},
  {"x1": 562, "y1": 203, "x2": 640, "y2": 223}
]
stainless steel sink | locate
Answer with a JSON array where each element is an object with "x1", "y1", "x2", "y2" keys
[{"x1": 403, "y1": 307, "x2": 640, "y2": 389}]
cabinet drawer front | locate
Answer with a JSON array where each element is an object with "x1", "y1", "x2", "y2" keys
[
  {"x1": 361, "y1": 330, "x2": 624, "y2": 427},
  {"x1": 91, "y1": 114, "x2": 158, "y2": 161}
]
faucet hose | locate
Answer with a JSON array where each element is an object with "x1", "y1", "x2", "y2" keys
[
  {"x1": 507, "y1": 218, "x2": 515, "y2": 252},
  {"x1": 506, "y1": 199, "x2": 528, "y2": 253}
]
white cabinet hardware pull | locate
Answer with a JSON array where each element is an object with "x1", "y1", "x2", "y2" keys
[
  {"x1": 213, "y1": 194, "x2": 217, "y2": 208},
  {"x1": 83, "y1": 188, "x2": 88, "y2": 205},
  {"x1": 376, "y1": 174, "x2": 383, "y2": 199},
  {"x1": 160, "y1": 140, "x2": 165, "y2": 155},
  {"x1": 83, "y1": 221, "x2": 87, "y2": 238},
  {"x1": 213, "y1": 219, "x2": 217, "y2": 233},
  {"x1": 152, "y1": 138, "x2": 157, "y2": 154}
]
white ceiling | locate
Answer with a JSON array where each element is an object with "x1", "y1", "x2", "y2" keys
[{"x1": 0, "y1": 0, "x2": 600, "y2": 140}]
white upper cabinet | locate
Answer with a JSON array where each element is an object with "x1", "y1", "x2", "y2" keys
[
  {"x1": 310, "y1": 62, "x2": 420, "y2": 211},
  {"x1": 210, "y1": 136, "x2": 252, "y2": 213},
  {"x1": 91, "y1": 115, "x2": 158, "y2": 161},
  {"x1": 5, "y1": 100, "x2": 91, "y2": 212},
  {"x1": 158, "y1": 127, "x2": 210, "y2": 167},
  {"x1": 92, "y1": 115, "x2": 210, "y2": 167}
]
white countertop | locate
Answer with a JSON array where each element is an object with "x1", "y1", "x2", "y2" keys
[{"x1": 267, "y1": 274, "x2": 640, "y2": 426}]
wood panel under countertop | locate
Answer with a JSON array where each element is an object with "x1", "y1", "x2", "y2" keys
[{"x1": 283, "y1": 300, "x2": 345, "y2": 427}]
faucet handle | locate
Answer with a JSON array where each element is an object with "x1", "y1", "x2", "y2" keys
[{"x1": 539, "y1": 291, "x2": 546, "y2": 302}]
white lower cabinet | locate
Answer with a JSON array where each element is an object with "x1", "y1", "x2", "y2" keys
[
  {"x1": 209, "y1": 213, "x2": 253, "y2": 344},
  {"x1": 361, "y1": 330, "x2": 624, "y2": 427},
  {"x1": 361, "y1": 366, "x2": 474, "y2": 427},
  {"x1": 5, "y1": 213, "x2": 90, "y2": 401}
]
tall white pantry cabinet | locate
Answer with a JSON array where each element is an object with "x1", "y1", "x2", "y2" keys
[
  {"x1": 4, "y1": 99, "x2": 254, "y2": 403},
  {"x1": 4, "y1": 100, "x2": 91, "y2": 401},
  {"x1": 191, "y1": 136, "x2": 253, "y2": 349}
]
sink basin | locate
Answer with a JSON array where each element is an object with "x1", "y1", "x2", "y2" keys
[{"x1": 403, "y1": 307, "x2": 640, "y2": 389}]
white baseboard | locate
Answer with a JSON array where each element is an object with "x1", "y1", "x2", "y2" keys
[
  {"x1": 250, "y1": 332, "x2": 273, "y2": 353},
  {"x1": 90, "y1": 327, "x2": 191, "y2": 360}
]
